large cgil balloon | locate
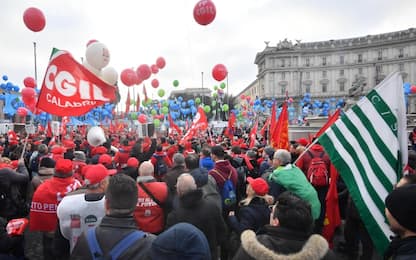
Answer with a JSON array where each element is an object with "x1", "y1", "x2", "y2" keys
[
  {"x1": 101, "y1": 67, "x2": 118, "y2": 85},
  {"x1": 23, "y1": 7, "x2": 46, "y2": 32},
  {"x1": 85, "y1": 41, "x2": 110, "y2": 71},
  {"x1": 23, "y1": 77, "x2": 36, "y2": 88},
  {"x1": 151, "y1": 79, "x2": 159, "y2": 88},
  {"x1": 156, "y1": 57, "x2": 166, "y2": 69},
  {"x1": 136, "y1": 64, "x2": 152, "y2": 81},
  {"x1": 120, "y1": 68, "x2": 137, "y2": 87},
  {"x1": 212, "y1": 64, "x2": 228, "y2": 81},
  {"x1": 193, "y1": 0, "x2": 216, "y2": 26}
]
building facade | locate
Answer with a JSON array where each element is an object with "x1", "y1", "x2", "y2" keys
[{"x1": 239, "y1": 28, "x2": 416, "y2": 110}]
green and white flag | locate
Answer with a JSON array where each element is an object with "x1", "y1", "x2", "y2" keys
[{"x1": 319, "y1": 72, "x2": 407, "y2": 254}]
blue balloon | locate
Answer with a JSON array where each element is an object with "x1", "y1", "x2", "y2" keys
[
  {"x1": 177, "y1": 96, "x2": 183, "y2": 102},
  {"x1": 187, "y1": 99, "x2": 195, "y2": 106},
  {"x1": 181, "y1": 101, "x2": 187, "y2": 108},
  {"x1": 2, "y1": 75, "x2": 8, "y2": 81}
]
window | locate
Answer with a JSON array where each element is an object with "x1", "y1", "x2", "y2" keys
[
  {"x1": 281, "y1": 86, "x2": 286, "y2": 95},
  {"x1": 340, "y1": 82, "x2": 345, "y2": 92},
  {"x1": 358, "y1": 68, "x2": 363, "y2": 74},
  {"x1": 322, "y1": 83, "x2": 327, "y2": 93},
  {"x1": 281, "y1": 72, "x2": 286, "y2": 80},
  {"x1": 306, "y1": 58, "x2": 310, "y2": 67},
  {"x1": 322, "y1": 57, "x2": 327, "y2": 66},
  {"x1": 339, "y1": 69, "x2": 344, "y2": 76},
  {"x1": 399, "y1": 63, "x2": 404, "y2": 71},
  {"x1": 340, "y1": 55, "x2": 344, "y2": 65},
  {"x1": 378, "y1": 49, "x2": 382, "y2": 60},
  {"x1": 306, "y1": 85, "x2": 311, "y2": 93},
  {"x1": 322, "y1": 71, "x2": 327, "y2": 78},
  {"x1": 358, "y1": 54, "x2": 363, "y2": 63},
  {"x1": 399, "y1": 48, "x2": 404, "y2": 58},
  {"x1": 281, "y1": 59, "x2": 285, "y2": 67},
  {"x1": 306, "y1": 71, "x2": 310, "y2": 79}
]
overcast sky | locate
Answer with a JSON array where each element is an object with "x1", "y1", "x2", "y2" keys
[{"x1": 1, "y1": 0, "x2": 415, "y2": 106}]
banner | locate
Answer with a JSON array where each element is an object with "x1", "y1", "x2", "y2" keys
[
  {"x1": 37, "y1": 49, "x2": 116, "y2": 116},
  {"x1": 318, "y1": 72, "x2": 407, "y2": 254},
  {"x1": 180, "y1": 107, "x2": 208, "y2": 143}
]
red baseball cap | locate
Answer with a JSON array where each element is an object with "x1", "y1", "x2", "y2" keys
[
  {"x1": 55, "y1": 159, "x2": 73, "y2": 176},
  {"x1": 127, "y1": 157, "x2": 139, "y2": 168},
  {"x1": 99, "y1": 154, "x2": 112, "y2": 166},
  {"x1": 247, "y1": 177, "x2": 269, "y2": 196},
  {"x1": 84, "y1": 164, "x2": 116, "y2": 185}
]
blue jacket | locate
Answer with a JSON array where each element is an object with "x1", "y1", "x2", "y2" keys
[{"x1": 200, "y1": 157, "x2": 214, "y2": 171}]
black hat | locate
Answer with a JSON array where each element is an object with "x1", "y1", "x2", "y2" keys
[
  {"x1": 39, "y1": 157, "x2": 56, "y2": 168},
  {"x1": 385, "y1": 184, "x2": 416, "y2": 232}
]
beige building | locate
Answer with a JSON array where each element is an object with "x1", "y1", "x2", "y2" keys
[{"x1": 238, "y1": 28, "x2": 416, "y2": 110}]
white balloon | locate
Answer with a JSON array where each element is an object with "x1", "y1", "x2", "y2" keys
[
  {"x1": 83, "y1": 60, "x2": 101, "y2": 76},
  {"x1": 85, "y1": 42, "x2": 110, "y2": 70},
  {"x1": 101, "y1": 67, "x2": 118, "y2": 85}
]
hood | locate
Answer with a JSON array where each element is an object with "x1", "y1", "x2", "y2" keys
[
  {"x1": 190, "y1": 168, "x2": 208, "y2": 187},
  {"x1": 213, "y1": 160, "x2": 233, "y2": 174},
  {"x1": 310, "y1": 144, "x2": 324, "y2": 152},
  {"x1": 180, "y1": 189, "x2": 203, "y2": 208},
  {"x1": 241, "y1": 229, "x2": 329, "y2": 260},
  {"x1": 151, "y1": 222, "x2": 211, "y2": 260}
]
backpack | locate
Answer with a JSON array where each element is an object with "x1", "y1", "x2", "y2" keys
[
  {"x1": 87, "y1": 227, "x2": 145, "y2": 260},
  {"x1": 212, "y1": 169, "x2": 237, "y2": 209},
  {"x1": 153, "y1": 154, "x2": 168, "y2": 177},
  {"x1": 306, "y1": 151, "x2": 329, "y2": 187}
]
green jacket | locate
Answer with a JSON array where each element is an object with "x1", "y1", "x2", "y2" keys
[{"x1": 269, "y1": 164, "x2": 321, "y2": 220}]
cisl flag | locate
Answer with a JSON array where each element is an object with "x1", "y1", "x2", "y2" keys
[{"x1": 36, "y1": 48, "x2": 116, "y2": 116}]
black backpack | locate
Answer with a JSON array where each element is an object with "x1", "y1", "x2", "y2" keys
[{"x1": 153, "y1": 154, "x2": 168, "y2": 177}]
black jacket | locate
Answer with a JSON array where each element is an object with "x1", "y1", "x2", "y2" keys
[
  {"x1": 233, "y1": 225, "x2": 336, "y2": 260},
  {"x1": 384, "y1": 236, "x2": 416, "y2": 260},
  {"x1": 166, "y1": 189, "x2": 227, "y2": 260},
  {"x1": 71, "y1": 215, "x2": 155, "y2": 260},
  {"x1": 163, "y1": 164, "x2": 187, "y2": 195},
  {"x1": 228, "y1": 197, "x2": 270, "y2": 235}
]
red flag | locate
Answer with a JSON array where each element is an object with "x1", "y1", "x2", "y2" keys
[
  {"x1": 60, "y1": 116, "x2": 69, "y2": 136},
  {"x1": 322, "y1": 164, "x2": 341, "y2": 248},
  {"x1": 269, "y1": 101, "x2": 276, "y2": 141},
  {"x1": 260, "y1": 117, "x2": 270, "y2": 138},
  {"x1": 136, "y1": 93, "x2": 141, "y2": 112},
  {"x1": 249, "y1": 119, "x2": 258, "y2": 148},
  {"x1": 46, "y1": 121, "x2": 53, "y2": 138},
  {"x1": 125, "y1": 90, "x2": 131, "y2": 114},
  {"x1": 168, "y1": 113, "x2": 182, "y2": 136},
  {"x1": 225, "y1": 112, "x2": 236, "y2": 139},
  {"x1": 314, "y1": 108, "x2": 341, "y2": 139},
  {"x1": 180, "y1": 107, "x2": 208, "y2": 143},
  {"x1": 36, "y1": 49, "x2": 116, "y2": 116},
  {"x1": 270, "y1": 102, "x2": 289, "y2": 150}
]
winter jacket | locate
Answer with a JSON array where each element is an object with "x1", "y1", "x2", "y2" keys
[
  {"x1": 114, "y1": 145, "x2": 132, "y2": 168},
  {"x1": 70, "y1": 215, "x2": 156, "y2": 260},
  {"x1": 200, "y1": 156, "x2": 214, "y2": 171},
  {"x1": 228, "y1": 197, "x2": 271, "y2": 235},
  {"x1": 163, "y1": 164, "x2": 186, "y2": 195},
  {"x1": 384, "y1": 236, "x2": 416, "y2": 260},
  {"x1": 209, "y1": 160, "x2": 238, "y2": 192},
  {"x1": 233, "y1": 225, "x2": 336, "y2": 260},
  {"x1": 166, "y1": 189, "x2": 227, "y2": 260},
  {"x1": 31, "y1": 166, "x2": 54, "y2": 191},
  {"x1": 296, "y1": 144, "x2": 330, "y2": 178},
  {"x1": 269, "y1": 164, "x2": 321, "y2": 220}
]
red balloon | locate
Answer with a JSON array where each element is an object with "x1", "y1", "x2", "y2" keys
[
  {"x1": 138, "y1": 114, "x2": 147, "y2": 124},
  {"x1": 21, "y1": 87, "x2": 36, "y2": 105},
  {"x1": 193, "y1": 0, "x2": 216, "y2": 26},
  {"x1": 23, "y1": 77, "x2": 36, "y2": 88},
  {"x1": 156, "y1": 57, "x2": 166, "y2": 69},
  {"x1": 136, "y1": 64, "x2": 151, "y2": 81},
  {"x1": 212, "y1": 64, "x2": 228, "y2": 81},
  {"x1": 23, "y1": 7, "x2": 46, "y2": 32},
  {"x1": 411, "y1": 85, "x2": 416, "y2": 93},
  {"x1": 120, "y1": 69, "x2": 137, "y2": 87},
  {"x1": 151, "y1": 79, "x2": 159, "y2": 88},
  {"x1": 151, "y1": 64, "x2": 159, "y2": 74},
  {"x1": 240, "y1": 94, "x2": 245, "y2": 100},
  {"x1": 17, "y1": 107, "x2": 28, "y2": 117}
]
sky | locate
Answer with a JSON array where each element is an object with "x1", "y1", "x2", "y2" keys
[{"x1": 1, "y1": 0, "x2": 415, "y2": 107}]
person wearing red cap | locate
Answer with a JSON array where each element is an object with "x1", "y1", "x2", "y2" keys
[
  {"x1": 55, "y1": 164, "x2": 115, "y2": 257},
  {"x1": 29, "y1": 159, "x2": 82, "y2": 259},
  {"x1": 113, "y1": 139, "x2": 132, "y2": 170}
]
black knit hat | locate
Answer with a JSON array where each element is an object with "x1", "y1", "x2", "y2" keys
[
  {"x1": 385, "y1": 184, "x2": 416, "y2": 232},
  {"x1": 39, "y1": 157, "x2": 56, "y2": 168}
]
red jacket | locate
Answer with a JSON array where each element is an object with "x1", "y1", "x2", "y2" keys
[
  {"x1": 114, "y1": 145, "x2": 132, "y2": 168},
  {"x1": 150, "y1": 152, "x2": 173, "y2": 168},
  {"x1": 30, "y1": 176, "x2": 81, "y2": 232},
  {"x1": 134, "y1": 180, "x2": 168, "y2": 234},
  {"x1": 296, "y1": 144, "x2": 331, "y2": 176}
]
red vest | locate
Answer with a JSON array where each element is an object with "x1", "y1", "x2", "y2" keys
[
  {"x1": 133, "y1": 181, "x2": 168, "y2": 234},
  {"x1": 29, "y1": 177, "x2": 81, "y2": 232}
]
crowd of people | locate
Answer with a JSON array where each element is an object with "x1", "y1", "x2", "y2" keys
[{"x1": 0, "y1": 127, "x2": 415, "y2": 260}]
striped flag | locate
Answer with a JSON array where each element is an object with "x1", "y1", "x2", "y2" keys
[{"x1": 318, "y1": 72, "x2": 407, "y2": 254}]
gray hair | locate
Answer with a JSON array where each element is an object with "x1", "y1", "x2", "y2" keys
[
  {"x1": 173, "y1": 153, "x2": 185, "y2": 166},
  {"x1": 274, "y1": 149, "x2": 291, "y2": 165},
  {"x1": 139, "y1": 161, "x2": 154, "y2": 176},
  {"x1": 176, "y1": 173, "x2": 197, "y2": 196}
]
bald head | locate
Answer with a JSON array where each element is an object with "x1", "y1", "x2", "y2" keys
[
  {"x1": 176, "y1": 173, "x2": 197, "y2": 196},
  {"x1": 139, "y1": 161, "x2": 154, "y2": 176}
]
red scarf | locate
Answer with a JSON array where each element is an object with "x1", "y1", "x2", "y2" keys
[{"x1": 29, "y1": 177, "x2": 81, "y2": 232}]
